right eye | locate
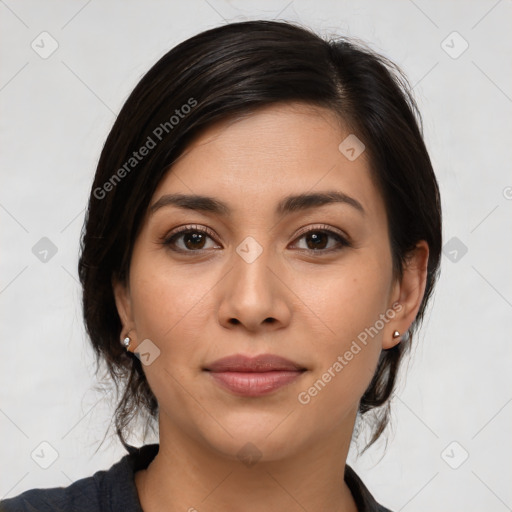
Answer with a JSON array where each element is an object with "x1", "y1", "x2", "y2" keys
[{"x1": 161, "y1": 225, "x2": 221, "y2": 253}]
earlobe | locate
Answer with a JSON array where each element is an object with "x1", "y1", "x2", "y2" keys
[
  {"x1": 382, "y1": 327, "x2": 402, "y2": 350},
  {"x1": 383, "y1": 240, "x2": 429, "y2": 350}
]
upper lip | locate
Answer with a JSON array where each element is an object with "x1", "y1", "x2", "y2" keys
[{"x1": 204, "y1": 354, "x2": 306, "y2": 372}]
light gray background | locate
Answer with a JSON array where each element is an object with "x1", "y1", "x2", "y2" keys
[{"x1": 1, "y1": 1, "x2": 511, "y2": 510}]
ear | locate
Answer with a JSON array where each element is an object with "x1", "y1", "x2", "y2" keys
[
  {"x1": 112, "y1": 276, "x2": 136, "y2": 345},
  {"x1": 383, "y1": 240, "x2": 429, "y2": 349}
]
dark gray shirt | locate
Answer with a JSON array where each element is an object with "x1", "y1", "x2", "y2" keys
[{"x1": 0, "y1": 444, "x2": 392, "y2": 511}]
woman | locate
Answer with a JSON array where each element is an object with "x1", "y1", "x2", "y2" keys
[{"x1": 1, "y1": 19, "x2": 441, "y2": 512}]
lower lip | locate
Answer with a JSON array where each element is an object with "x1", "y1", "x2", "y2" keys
[{"x1": 207, "y1": 370, "x2": 304, "y2": 397}]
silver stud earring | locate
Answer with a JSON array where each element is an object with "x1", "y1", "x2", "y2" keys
[
  {"x1": 122, "y1": 336, "x2": 131, "y2": 350},
  {"x1": 392, "y1": 330, "x2": 401, "y2": 339}
]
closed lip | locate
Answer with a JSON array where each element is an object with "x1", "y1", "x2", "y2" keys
[{"x1": 204, "y1": 354, "x2": 306, "y2": 373}]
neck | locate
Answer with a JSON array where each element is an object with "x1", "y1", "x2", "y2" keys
[{"x1": 135, "y1": 414, "x2": 358, "y2": 512}]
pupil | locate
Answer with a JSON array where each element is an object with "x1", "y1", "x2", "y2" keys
[
  {"x1": 185, "y1": 232, "x2": 205, "y2": 250},
  {"x1": 307, "y1": 232, "x2": 326, "y2": 250}
]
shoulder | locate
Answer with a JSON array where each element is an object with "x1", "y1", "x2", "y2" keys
[
  {"x1": 0, "y1": 444, "x2": 159, "y2": 512},
  {"x1": 0, "y1": 474, "x2": 104, "y2": 512},
  {"x1": 345, "y1": 464, "x2": 394, "y2": 512}
]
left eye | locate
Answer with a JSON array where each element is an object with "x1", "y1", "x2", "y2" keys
[{"x1": 292, "y1": 229, "x2": 350, "y2": 252}]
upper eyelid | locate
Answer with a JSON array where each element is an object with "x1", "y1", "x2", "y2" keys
[
  {"x1": 166, "y1": 224, "x2": 216, "y2": 238},
  {"x1": 293, "y1": 224, "x2": 348, "y2": 240}
]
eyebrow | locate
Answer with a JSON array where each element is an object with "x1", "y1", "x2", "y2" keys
[{"x1": 150, "y1": 191, "x2": 365, "y2": 217}]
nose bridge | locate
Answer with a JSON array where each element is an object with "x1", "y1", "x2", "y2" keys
[
  {"x1": 232, "y1": 235, "x2": 275, "y2": 306},
  {"x1": 218, "y1": 235, "x2": 291, "y2": 331}
]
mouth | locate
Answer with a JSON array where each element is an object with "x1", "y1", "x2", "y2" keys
[{"x1": 203, "y1": 354, "x2": 307, "y2": 397}]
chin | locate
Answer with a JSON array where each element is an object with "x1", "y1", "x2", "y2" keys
[{"x1": 197, "y1": 413, "x2": 305, "y2": 463}]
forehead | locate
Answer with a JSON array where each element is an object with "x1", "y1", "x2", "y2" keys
[{"x1": 152, "y1": 103, "x2": 385, "y2": 222}]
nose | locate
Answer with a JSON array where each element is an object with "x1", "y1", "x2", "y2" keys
[{"x1": 217, "y1": 243, "x2": 292, "y2": 333}]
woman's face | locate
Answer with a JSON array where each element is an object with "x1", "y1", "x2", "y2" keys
[{"x1": 115, "y1": 103, "x2": 410, "y2": 461}]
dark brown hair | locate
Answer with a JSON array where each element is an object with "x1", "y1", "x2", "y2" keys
[{"x1": 78, "y1": 20, "x2": 442, "y2": 454}]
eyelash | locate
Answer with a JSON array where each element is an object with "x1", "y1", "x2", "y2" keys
[{"x1": 160, "y1": 224, "x2": 352, "y2": 255}]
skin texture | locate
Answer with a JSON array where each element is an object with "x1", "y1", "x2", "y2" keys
[{"x1": 114, "y1": 103, "x2": 429, "y2": 512}]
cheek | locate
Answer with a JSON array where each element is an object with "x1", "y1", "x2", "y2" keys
[
  {"x1": 290, "y1": 255, "x2": 392, "y2": 404},
  {"x1": 131, "y1": 268, "x2": 206, "y2": 339},
  {"x1": 127, "y1": 262, "x2": 213, "y2": 407},
  {"x1": 128, "y1": 251, "x2": 223, "y2": 370},
  {"x1": 293, "y1": 254, "x2": 392, "y2": 340}
]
